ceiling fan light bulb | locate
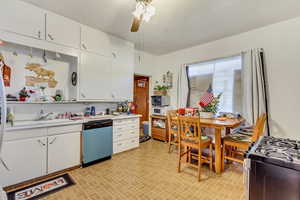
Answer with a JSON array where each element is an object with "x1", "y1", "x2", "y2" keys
[
  {"x1": 146, "y1": 5, "x2": 156, "y2": 16},
  {"x1": 143, "y1": 13, "x2": 151, "y2": 22}
]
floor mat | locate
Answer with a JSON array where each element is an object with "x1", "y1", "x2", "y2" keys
[
  {"x1": 139, "y1": 135, "x2": 151, "y2": 143},
  {"x1": 7, "y1": 174, "x2": 75, "y2": 200}
]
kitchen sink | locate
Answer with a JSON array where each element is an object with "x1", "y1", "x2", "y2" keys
[{"x1": 12, "y1": 119, "x2": 72, "y2": 127}]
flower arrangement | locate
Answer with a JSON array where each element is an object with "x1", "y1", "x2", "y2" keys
[
  {"x1": 199, "y1": 93, "x2": 222, "y2": 114},
  {"x1": 154, "y1": 81, "x2": 169, "y2": 96}
]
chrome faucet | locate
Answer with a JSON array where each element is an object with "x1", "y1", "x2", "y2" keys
[{"x1": 37, "y1": 109, "x2": 54, "y2": 121}]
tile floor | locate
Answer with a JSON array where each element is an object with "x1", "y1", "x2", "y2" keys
[{"x1": 42, "y1": 140, "x2": 245, "y2": 200}]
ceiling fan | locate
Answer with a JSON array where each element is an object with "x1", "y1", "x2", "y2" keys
[{"x1": 131, "y1": 0, "x2": 156, "y2": 32}]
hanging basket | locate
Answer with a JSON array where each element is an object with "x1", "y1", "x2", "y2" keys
[{"x1": 153, "y1": 90, "x2": 167, "y2": 96}]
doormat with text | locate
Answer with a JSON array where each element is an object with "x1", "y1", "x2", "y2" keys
[{"x1": 7, "y1": 174, "x2": 75, "y2": 200}]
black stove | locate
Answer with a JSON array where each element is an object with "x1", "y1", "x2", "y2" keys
[
  {"x1": 245, "y1": 136, "x2": 300, "y2": 200},
  {"x1": 246, "y1": 136, "x2": 300, "y2": 171}
]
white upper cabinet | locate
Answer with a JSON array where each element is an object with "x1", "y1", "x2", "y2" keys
[
  {"x1": 0, "y1": 0, "x2": 45, "y2": 39},
  {"x1": 46, "y1": 12, "x2": 80, "y2": 49},
  {"x1": 81, "y1": 25, "x2": 111, "y2": 57},
  {"x1": 111, "y1": 37, "x2": 134, "y2": 101},
  {"x1": 79, "y1": 52, "x2": 112, "y2": 100}
]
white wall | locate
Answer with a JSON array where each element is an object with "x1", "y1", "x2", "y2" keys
[
  {"x1": 134, "y1": 50, "x2": 157, "y2": 76},
  {"x1": 151, "y1": 17, "x2": 300, "y2": 140}
]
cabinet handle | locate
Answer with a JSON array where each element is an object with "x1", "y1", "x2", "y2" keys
[
  {"x1": 82, "y1": 43, "x2": 87, "y2": 49},
  {"x1": 38, "y1": 31, "x2": 41, "y2": 39},
  {"x1": 37, "y1": 140, "x2": 46, "y2": 146},
  {"x1": 0, "y1": 157, "x2": 9, "y2": 171},
  {"x1": 49, "y1": 137, "x2": 57, "y2": 145},
  {"x1": 48, "y1": 34, "x2": 54, "y2": 41}
]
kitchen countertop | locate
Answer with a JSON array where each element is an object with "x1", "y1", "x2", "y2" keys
[{"x1": 6, "y1": 114, "x2": 142, "y2": 131}]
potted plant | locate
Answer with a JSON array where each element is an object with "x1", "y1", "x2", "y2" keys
[
  {"x1": 199, "y1": 93, "x2": 222, "y2": 118},
  {"x1": 154, "y1": 83, "x2": 168, "y2": 96},
  {"x1": 18, "y1": 87, "x2": 30, "y2": 101}
]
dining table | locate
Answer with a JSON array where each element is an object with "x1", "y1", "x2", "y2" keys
[{"x1": 199, "y1": 117, "x2": 245, "y2": 174}]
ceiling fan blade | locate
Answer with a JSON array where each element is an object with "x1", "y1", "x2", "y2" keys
[{"x1": 131, "y1": 17, "x2": 141, "y2": 32}]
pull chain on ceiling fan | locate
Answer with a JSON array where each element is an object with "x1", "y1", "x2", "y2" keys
[{"x1": 131, "y1": 0, "x2": 156, "y2": 32}]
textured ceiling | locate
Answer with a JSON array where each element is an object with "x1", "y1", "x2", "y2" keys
[{"x1": 21, "y1": 0, "x2": 300, "y2": 55}]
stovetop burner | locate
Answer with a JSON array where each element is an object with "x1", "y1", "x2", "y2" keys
[{"x1": 252, "y1": 136, "x2": 300, "y2": 164}]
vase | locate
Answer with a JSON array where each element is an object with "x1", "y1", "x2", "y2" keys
[{"x1": 199, "y1": 112, "x2": 214, "y2": 119}]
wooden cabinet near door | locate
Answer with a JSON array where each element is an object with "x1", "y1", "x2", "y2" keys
[{"x1": 151, "y1": 115, "x2": 169, "y2": 142}]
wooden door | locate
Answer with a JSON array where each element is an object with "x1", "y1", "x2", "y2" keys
[
  {"x1": 48, "y1": 132, "x2": 81, "y2": 174},
  {"x1": 133, "y1": 75, "x2": 149, "y2": 124}
]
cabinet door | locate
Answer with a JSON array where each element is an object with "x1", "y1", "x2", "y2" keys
[
  {"x1": 81, "y1": 25, "x2": 111, "y2": 56},
  {"x1": 0, "y1": 137, "x2": 47, "y2": 187},
  {"x1": 79, "y1": 52, "x2": 112, "y2": 100},
  {"x1": 46, "y1": 12, "x2": 80, "y2": 48},
  {"x1": 48, "y1": 132, "x2": 81, "y2": 174},
  {"x1": 0, "y1": 0, "x2": 45, "y2": 39},
  {"x1": 111, "y1": 39, "x2": 134, "y2": 101}
]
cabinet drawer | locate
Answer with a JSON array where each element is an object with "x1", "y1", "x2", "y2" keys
[
  {"x1": 113, "y1": 129, "x2": 139, "y2": 142},
  {"x1": 113, "y1": 124, "x2": 139, "y2": 133},
  {"x1": 4, "y1": 128, "x2": 47, "y2": 141},
  {"x1": 47, "y1": 124, "x2": 82, "y2": 136},
  {"x1": 113, "y1": 118, "x2": 139, "y2": 126},
  {"x1": 113, "y1": 138, "x2": 139, "y2": 154}
]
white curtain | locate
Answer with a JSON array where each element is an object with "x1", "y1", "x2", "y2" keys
[
  {"x1": 177, "y1": 65, "x2": 189, "y2": 108},
  {"x1": 242, "y1": 48, "x2": 269, "y2": 133}
]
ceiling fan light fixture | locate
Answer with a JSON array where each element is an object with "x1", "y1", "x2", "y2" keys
[
  {"x1": 143, "y1": 5, "x2": 155, "y2": 22},
  {"x1": 132, "y1": 0, "x2": 155, "y2": 22}
]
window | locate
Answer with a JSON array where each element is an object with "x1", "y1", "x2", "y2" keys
[{"x1": 187, "y1": 56, "x2": 242, "y2": 113}]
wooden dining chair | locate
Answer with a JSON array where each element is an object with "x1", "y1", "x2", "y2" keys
[
  {"x1": 222, "y1": 113, "x2": 267, "y2": 167},
  {"x1": 167, "y1": 110, "x2": 179, "y2": 153},
  {"x1": 177, "y1": 116, "x2": 213, "y2": 182}
]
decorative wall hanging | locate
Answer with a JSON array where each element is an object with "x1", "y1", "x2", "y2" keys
[
  {"x1": 137, "y1": 79, "x2": 146, "y2": 88},
  {"x1": 0, "y1": 54, "x2": 11, "y2": 87},
  {"x1": 162, "y1": 71, "x2": 173, "y2": 89},
  {"x1": 25, "y1": 63, "x2": 58, "y2": 88},
  {"x1": 71, "y1": 72, "x2": 77, "y2": 86}
]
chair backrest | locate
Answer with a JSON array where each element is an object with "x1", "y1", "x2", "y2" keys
[
  {"x1": 178, "y1": 116, "x2": 202, "y2": 144},
  {"x1": 251, "y1": 113, "x2": 267, "y2": 142},
  {"x1": 167, "y1": 110, "x2": 179, "y2": 135}
]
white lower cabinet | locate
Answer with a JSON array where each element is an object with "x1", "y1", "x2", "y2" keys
[
  {"x1": 47, "y1": 132, "x2": 81, "y2": 174},
  {"x1": 0, "y1": 137, "x2": 47, "y2": 187},
  {"x1": 0, "y1": 125, "x2": 82, "y2": 187},
  {"x1": 113, "y1": 118, "x2": 140, "y2": 154}
]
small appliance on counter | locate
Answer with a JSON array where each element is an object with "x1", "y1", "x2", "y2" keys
[
  {"x1": 245, "y1": 136, "x2": 300, "y2": 200},
  {"x1": 151, "y1": 95, "x2": 170, "y2": 107},
  {"x1": 152, "y1": 106, "x2": 171, "y2": 116},
  {"x1": 82, "y1": 120, "x2": 113, "y2": 167}
]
